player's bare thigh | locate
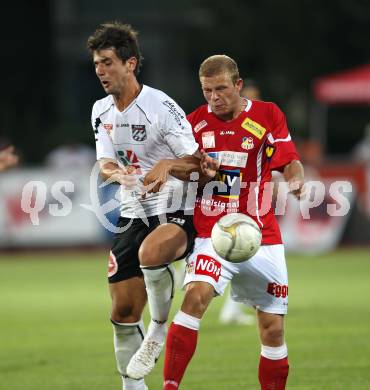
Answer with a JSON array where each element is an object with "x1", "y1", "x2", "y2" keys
[
  {"x1": 138, "y1": 223, "x2": 188, "y2": 267},
  {"x1": 110, "y1": 276, "x2": 147, "y2": 323}
]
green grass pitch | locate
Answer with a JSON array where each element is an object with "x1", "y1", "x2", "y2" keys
[{"x1": 1, "y1": 249, "x2": 369, "y2": 389}]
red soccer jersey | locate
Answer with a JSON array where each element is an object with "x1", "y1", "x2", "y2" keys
[{"x1": 188, "y1": 99, "x2": 299, "y2": 245}]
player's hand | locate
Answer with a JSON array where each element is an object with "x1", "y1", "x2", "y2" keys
[
  {"x1": 114, "y1": 166, "x2": 138, "y2": 189},
  {"x1": 142, "y1": 160, "x2": 172, "y2": 197},
  {"x1": 200, "y1": 149, "x2": 219, "y2": 178},
  {"x1": 288, "y1": 179, "x2": 305, "y2": 199},
  {"x1": 0, "y1": 145, "x2": 18, "y2": 171}
]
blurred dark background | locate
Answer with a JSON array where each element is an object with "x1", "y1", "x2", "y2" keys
[{"x1": 1, "y1": 0, "x2": 370, "y2": 163}]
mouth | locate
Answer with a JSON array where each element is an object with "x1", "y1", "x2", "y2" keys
[{"x1": 101, "y1": 80, "x2": 110, "y2": 89}]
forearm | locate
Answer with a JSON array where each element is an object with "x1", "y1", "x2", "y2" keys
[
  {"x1": 169, "y1": 156, "x2": 215, "y2": 187},
  {"x1": 167, "y1": 155, "x2": 203, "y2": 181},
  {"x1": 143, "y1": 153, "x2": 215, "y2": 193}
]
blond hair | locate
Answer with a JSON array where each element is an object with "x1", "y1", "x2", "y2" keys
[{"x1": 199, "y1": 55, "x2": 240, "y2": 84}]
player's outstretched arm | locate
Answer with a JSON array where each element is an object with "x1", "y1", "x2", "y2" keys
[
  {"x1": 142, "y1": 154, "x2": 202, "y2": 194},
  {"x1": 142, "y1": 149, "x2": 221, "y2": 194},
  {"x1": 167, "y1": 154, "x2": 203, "y2": 181},
  {"x1": 283, "y1": 159, "x2": 305, "y2": 199}
]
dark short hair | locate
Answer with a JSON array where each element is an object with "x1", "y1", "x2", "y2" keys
[
  {"x1": 199, "y1": 55, "x2": 240, "y2": 84},
  {"x1": 86, "y1": 21, "x2": 143, "y2": 76}
]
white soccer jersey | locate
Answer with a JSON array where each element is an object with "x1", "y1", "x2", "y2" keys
[{"x1": 91, "y1": 85, "x2": 199, "y2": 218}]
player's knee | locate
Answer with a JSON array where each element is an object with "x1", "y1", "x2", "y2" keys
[
  {"x1": 260, "y1": 321, "x2": 284, "y2": 345},
  {"x1": 181, "y1": 284, "x2": 212, "y2": 317},
  {"x1": 138, "y1": 241, "x2": 161, "y2": 266},
  {"x1": 111, "y1": 303, "x2": 142, "y2": 323}
]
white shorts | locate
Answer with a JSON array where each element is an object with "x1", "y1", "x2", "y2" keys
[{"x1": 183, "y1": 238, "x2": 288, "y2": 314}]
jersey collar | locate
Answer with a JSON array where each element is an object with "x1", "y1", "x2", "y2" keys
[{"x1": 113, "y1": 85, "x2": 148, "y2": 114}]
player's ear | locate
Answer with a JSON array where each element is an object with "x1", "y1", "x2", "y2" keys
[
  {"x1": 235, "y1": 78, "x2": 243, "y2": 92},
  {"x1": 126, "y1": 57, "x2": 138, "y2": 73}
]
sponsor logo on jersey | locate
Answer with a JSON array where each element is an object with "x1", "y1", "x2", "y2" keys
[
  {"x1": 103, "y1": 123, "x2": 113, "y2": 134},
  {"x1": 194, "y1": 120, "x2": 208, "y2": 133},
  {"x1": 116, "y1": 123, "x2": 129, "y2": 127},
  {"x1": 265, "y1": 144, "x2": 275, "y2": 159},
  {"x1": 214, "y1": 168, "x2": 242, "y2": 199},
  {"x1": 131, "y1": 125, "x2": 147, "y2": 141},
  {"x1": 241, "y1": 136, "x2": 254, "y2": 150},
  {"x1": 241, "y1": 117, "x2": 266, "y2": 139},
  {"x1": 198, "y1": 197, "x2": 239, "y2": 214},
  {"x1": 207, "y1": 151, "x2": 218, "y2": 159},
  {"x1": 194, "y1": 254, "x2": 221, "y2": 282},
  {"x1": 117, "y1": 150, "x2": 140, "y2": 169},
  {"x1": 202, "y1": 131, "x2": 215, "y2": 149},
  {"x1": 267, "y1": 282, "x2": 288, "y2": 298},
  {"x1": 220, "y1": 130, "x2": 235, "y2": 135},
  {"x1": 207, "y1": 151, "x2": 248, "y2": 168},
  {"x1": 221, "y1": 151, "x2": 248, "y2": 168},
  {"x1": 108, "y1": 251, "x2": 118, "y2": 277},
  {"x1": 162, "y1": 100, "x2": 185, "y2": 127}
]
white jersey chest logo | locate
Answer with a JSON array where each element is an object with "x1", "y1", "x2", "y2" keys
[{"x1": 131, "y1": 125, "x2": 147, "y2": 141}]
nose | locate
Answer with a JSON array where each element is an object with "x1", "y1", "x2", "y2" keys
[
  {"x1": 210, "y1": 90, "x2": 220, "y2": 102},
  {"x1": 96, "y1": 63, "x2": 105, "y2": 76}
]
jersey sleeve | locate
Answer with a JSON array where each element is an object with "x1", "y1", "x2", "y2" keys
[
  {"x1": 161, "y1": 99, "x2": 199, "y2": 157},
  {"x1": 91, "y1": 102, "x2": 116, "y2": 161},
  {"x1": 268, "y1": 103, "x2": 300, "y2": 172}
]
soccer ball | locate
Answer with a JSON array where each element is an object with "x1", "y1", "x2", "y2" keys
[{"x1": 211, "y1": 213, "x2": 262, "y2": 262}]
